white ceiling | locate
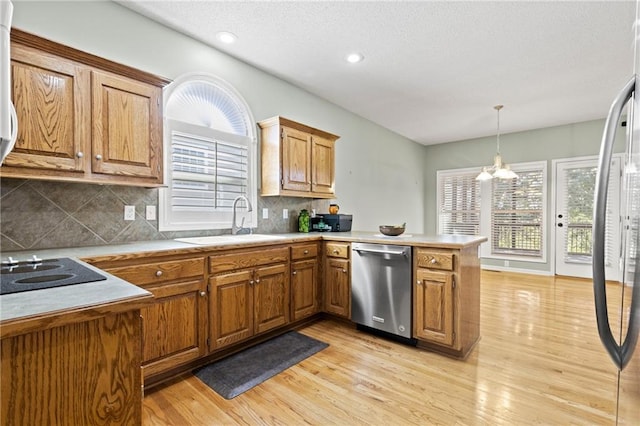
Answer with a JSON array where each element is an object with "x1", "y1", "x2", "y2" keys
[{"x1": 118, "y1": 0, "x2": 637, "y2": 146}]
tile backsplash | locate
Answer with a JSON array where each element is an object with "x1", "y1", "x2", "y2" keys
[{"x1": 0, "y1": 178, "x2": 330, "y2": 252}]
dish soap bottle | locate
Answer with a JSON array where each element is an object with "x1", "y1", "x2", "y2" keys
[{"x1": 298, "y1": 209, "x2": 310, "y2": 233}]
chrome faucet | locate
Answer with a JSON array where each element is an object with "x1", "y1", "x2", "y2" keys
[{"x1": 231, "y1": 195, "x2": 253, "y2": 235}]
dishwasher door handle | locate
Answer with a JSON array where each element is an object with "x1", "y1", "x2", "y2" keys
[{"x1": 353, "y1": 248, "x2": 407, "y2": 256}]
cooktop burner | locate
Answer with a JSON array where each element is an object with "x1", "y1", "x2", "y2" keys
[{"x1": 0, "y1": 258, "x2": 107, "y2": 295}]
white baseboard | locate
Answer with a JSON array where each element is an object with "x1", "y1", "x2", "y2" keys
[{"x1": 481, "y1": 265, "x2": 553, "y2": 276}]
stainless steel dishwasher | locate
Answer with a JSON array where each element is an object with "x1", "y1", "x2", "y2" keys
[{"x1": 351, "y1": 242, "x2": 413, "y2": 340}]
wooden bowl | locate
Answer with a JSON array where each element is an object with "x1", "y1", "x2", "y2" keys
[{"x1": 379, "y1": 225, "x2": 405, "y2": 236}]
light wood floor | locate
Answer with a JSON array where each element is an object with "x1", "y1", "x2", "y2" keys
[{"x1": 142, "y1": 271, "x2": 624, "y2": 425}]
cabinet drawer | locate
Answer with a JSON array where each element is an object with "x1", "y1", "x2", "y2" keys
[
  {"x1": 416, "y1": 250, "x2": 454, "y2": 271},
  {"x1": 106, "y1": 257, "x2": 205, "y2": 286},
  {"x1": 325, "y1": 242, "x2": 350, "y2": 259},
  {"x1": 291, "y1": 243, "x2": 319, "y2": 260},
  {"x1": 209, "y1": 247, "x2": 289, "y2": 274}
]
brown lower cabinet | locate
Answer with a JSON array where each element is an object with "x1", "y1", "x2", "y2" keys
[
  {"x1": 208, "y1": 247, "x2": 290, "y2": 351},
  {"x1": 413, "y1": 246, "x2": 481, "y2": 358},
  {"x1": 99, "y1": 256, "x2": 207, "y2": 379},
  {"x1": 290, "y1": 242, "x2": 321, "y2": 320},
  {"x1": 414, "y1": 268, "x2": 454, "y2": 345},
  {"x1": 79, "y1": 238, "x2": 481, "y2": 388},
  {"x1": 1, "y1": 310, "x2": 144, "y2": 425},
  {"x1": 323, "y1": 242, "x2": 351, "y2": 318}
]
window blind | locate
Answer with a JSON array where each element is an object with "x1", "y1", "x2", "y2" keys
[
  {"x1": 437, "y1": 172, "x2": 480, "y2": 236},
  {"x1": 159, "y1": 117, "x2": 254, "y2": 231},
  {"x1": 170, "y1": 131, "x2": 248, "y2": 213},
  {"x1": 491, "y1": 167, "x2": 544, "y2": 256}
]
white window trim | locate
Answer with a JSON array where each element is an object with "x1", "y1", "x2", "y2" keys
[{"x1": 159, "y1": 73, "x2": 257, "y2": 232}]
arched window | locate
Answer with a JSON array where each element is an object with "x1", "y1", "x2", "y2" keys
[{"x1": 159, "y1": 73, "x2": 257, "y2": 231}]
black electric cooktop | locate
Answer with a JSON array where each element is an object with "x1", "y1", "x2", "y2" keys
[{"x1": 0, "y1": 257, "x2": 107, "y2": 295}]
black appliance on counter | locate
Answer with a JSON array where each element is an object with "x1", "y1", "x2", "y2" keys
[
  {"x1": 0, "y1": 257, "x2": 107, "y2": 295},
  {"x1": 311, "y1": 214, "x2": 352, "y2": 232}
]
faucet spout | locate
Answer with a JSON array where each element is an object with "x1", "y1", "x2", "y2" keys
[{"x1": 232, "y1": 195, "x2": 253, "y2": 235}]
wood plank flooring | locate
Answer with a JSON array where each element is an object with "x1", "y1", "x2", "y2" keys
[{"x1": 142, "y1": 271, "x2": 624, "y2": 425}]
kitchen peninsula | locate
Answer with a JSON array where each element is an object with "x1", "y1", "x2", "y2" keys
[
  {"x1": 1, "y1": 232, "x2": 486, "y2": 408},
  {"x1": 0, "y1": 261, "x2": 153, "y2": 425}
]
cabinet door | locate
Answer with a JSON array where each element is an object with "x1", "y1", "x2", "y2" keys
[
  {"x1": 7, "y1": 44, "x2": 89, "y2": 172},
  {"x1": 281, "y1": 126, "x2": 311, "y2": 192},
  {"x1": 414, "y1": 269, "x2": 454, "y2": 346},
  {"x1": 209, "y1": 270, "x2": 254, "y2": 350},
  {"x1": 291, "y1": 259, "x2": 319, "y2": 320},
  {"x1": 254, "y1": 264, "x2": 290, "y2": 334},
  {"x1": 140, "y1": 280, "x2": 207, "y2": 378},
  {"x1": 311, "y1": 135, "x2": 335, "y2": 195},
  {"x1": 91, "y1": 71, "x2": 162, "y2": 182},
  {"x1": 324, "y1": 258, "x2": 350, "y2": 318},
  {"x1": 1, "y1": 310, "x2": 142, "y2": 425}
]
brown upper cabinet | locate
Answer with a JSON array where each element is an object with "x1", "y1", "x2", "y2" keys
[
  {"x1": 1, "y1": 29, "x2": 168, "y2": 187},
  {"x1": 258, "y1": 116, "x2": 339, "y2": 198}
]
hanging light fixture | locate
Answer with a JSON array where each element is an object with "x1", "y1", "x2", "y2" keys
[{"x1": 476, "y1": 105, "x2": 518, "y2": 181}]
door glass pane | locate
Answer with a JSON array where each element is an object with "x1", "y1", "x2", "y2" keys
[{"x1": 564, "y1": 166, "x2": 597, "y2": 263}]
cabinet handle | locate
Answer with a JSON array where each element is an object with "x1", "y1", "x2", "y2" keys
[
  {"x1": 95, "y1": 154, "x2": 103, "y2": 161},
  {"x1": 342, "y1": 269, "x2": 347, "y2": 273},
  {"x1": 199, "y1": 291, "x2": 206, "y2": 297},
  {"x1": 249, "y1": 280, "x2": 254, "y2": 285},
  {"x1": 303, "y1": 250, "x2": 309, "y2": 254},
  {"x1": 255, "y1": 278, "x2": 260, "y2": 283},
  {"x1": 76, "y1": 152, "x2": 84, "y2": 158},
  {"x1": 155, "y1": 270, "x2": 163, "y2": 277},
  {"x1": 333, "y1": 249, "x2": 339, "y2": 254},
  {"x1": 292, "y1": 271, "x2": 297, "y2": 275},
  {"x1": 430, "y1": 258, "x2": 437, "y2": 264},
  {"x1": 417, "y1": 280, "x2": 422, "y2": 285}
]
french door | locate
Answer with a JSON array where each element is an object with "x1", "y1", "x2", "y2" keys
[{"x1": 554, "y1": 156, "x2": 621, "y2": 280}]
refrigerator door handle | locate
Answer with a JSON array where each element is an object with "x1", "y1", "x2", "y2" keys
[{"x1": 593, "y1": 76, "x2": 639, "y2": 370}]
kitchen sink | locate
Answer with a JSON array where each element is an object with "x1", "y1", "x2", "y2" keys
[{"x1": 174, "y1": 234, "x2": 287, "y2": 245}]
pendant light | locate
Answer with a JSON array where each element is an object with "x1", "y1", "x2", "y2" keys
[{"x1": 476, "y1": 105, "x2": 518, "y2": 181}]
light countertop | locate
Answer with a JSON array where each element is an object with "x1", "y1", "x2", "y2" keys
[
  {"x1": 0, "y1": 258, "x2": 153, "y2": 337},
  {"x1": 1, "y1": 231, "x2": 486, "y2": 331},
  {"x1": 2, "y1": 232, "x2": 487, "y2": 262}
]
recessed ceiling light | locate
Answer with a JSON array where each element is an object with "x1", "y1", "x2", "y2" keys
[
  {"x1": 216, "y1": 31, "x2": 237, "y2": 44},
  {"x1": 346, "y1": 53, "x2": 364, "y2": 64}
]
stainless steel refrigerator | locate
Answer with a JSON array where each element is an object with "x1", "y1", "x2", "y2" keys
[{"x1": 593, "y1": 2, "x2": 640, "y2": 423}]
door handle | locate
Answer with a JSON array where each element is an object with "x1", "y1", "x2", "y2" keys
[
  {"x1": 593, "y1": 76, "x2": 639, "y2": 370},
  {"x1": 353, "y1": 248, "x2": 407, "y2": 256},
  {"x1": 1, "y1": 103, "x2": 18, "y2": 164}
]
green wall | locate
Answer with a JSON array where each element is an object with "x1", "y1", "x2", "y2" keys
[
  {"x1": 423, "y1": 118, "x2": 627, "y2": 273},
  {"x1": 11, "y1": 0, "x2": 426, "y2": 234}
]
